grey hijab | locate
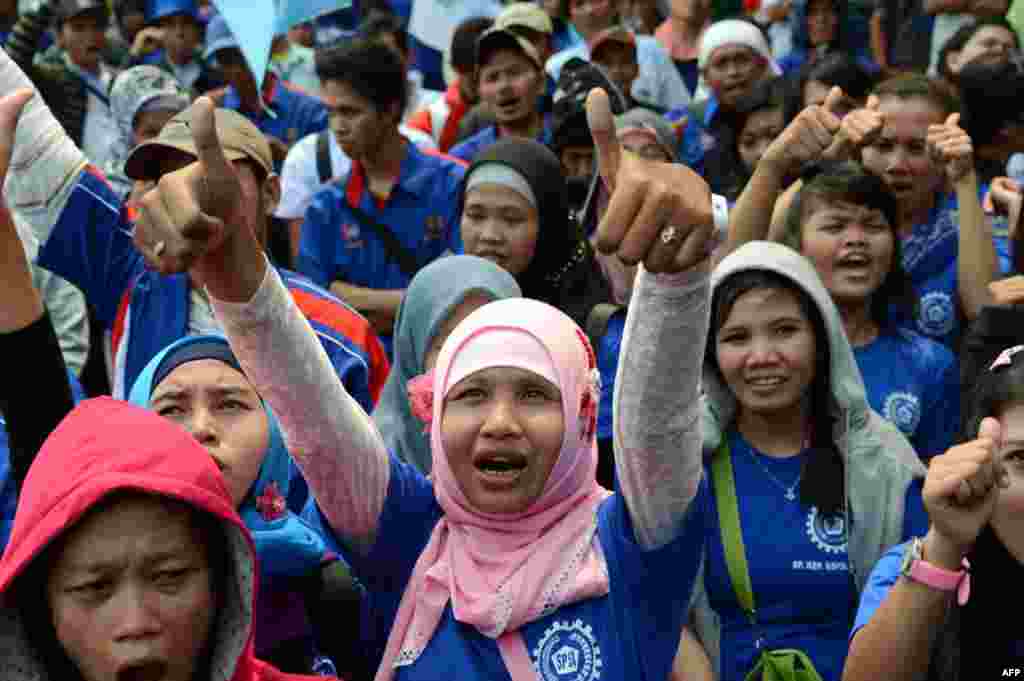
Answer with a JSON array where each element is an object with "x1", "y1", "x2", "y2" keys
[
  {"x1": 103, "y1": 65, "x2": 190, "y2": 199},
  {"x1": 371, "y1": 255, "x2": 521, "y2": 473}
]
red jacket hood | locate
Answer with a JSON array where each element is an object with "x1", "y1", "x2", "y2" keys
[{"x1": 0, "y1": 398, "x2": 322, "y2": 681}]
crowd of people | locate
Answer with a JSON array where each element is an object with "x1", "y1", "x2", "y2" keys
[{"x1": 0, "y1": 0, "x2": 1022, "y2": 679}]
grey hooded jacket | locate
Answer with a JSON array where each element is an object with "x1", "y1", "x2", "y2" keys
[{"x1": 690, "y1": 242, "x2": 927, "y2": 677}]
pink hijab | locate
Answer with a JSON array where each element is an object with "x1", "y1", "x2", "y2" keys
[{"x1": 375, "y1": 298, "x2": 612, "y2": 681}]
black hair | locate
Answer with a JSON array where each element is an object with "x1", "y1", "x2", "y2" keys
[
  {"x1": 958, "y1": 59, "x2": 1024, "y2": 149},
  {"x1": 315, "y1": 38, "x2": 408, "y2": 118},
  {"x1": 114, "y1": 0, "x2": 146, "y2": 21},
  {"x1": 360, "y1": 9, "x2": 408, "y2": 57},
  {"x1": 451, "y1": 16, "x2": 495, "y2": 75},
  {"x1": 782, "y1": 160, "x2": 916, "y2": 327},
  {"x1": 785, "y1": 52, "x2": 874, "y2": 124},
  {"x1": 706, "y1": 268, "x2": 845, "y2": 514},
  {"x1": 14, "y1": 490, "x2": 230, "y2": 680},
  {"x1": 873, "y1": 73, "x2": 960, "y2": 117},
  {"x1": 937, "y1": 16, "x2": 1019, "y2": 83}
]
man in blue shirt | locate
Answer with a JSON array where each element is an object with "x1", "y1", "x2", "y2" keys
[
  {"x1": 204, "y1": 13, "x2": 327, "y2": 169},
  {"x1": 450, "y1": 27, "x2": 553, "y2": 162},
  {"x1": 298, "y1": 40, "x2": 465, "y2": 354}
]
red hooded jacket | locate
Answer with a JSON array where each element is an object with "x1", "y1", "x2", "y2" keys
[{"x1": 0, "y1": 397, "x2": 339, "y2": 681}]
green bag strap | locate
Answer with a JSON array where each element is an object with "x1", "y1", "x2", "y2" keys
[
  {"x1": 710, "y1": 438, "x2": 756, "y2": 621},
  {"x1": 746, "y1": 650, "x2": 824, "y2": 681}
]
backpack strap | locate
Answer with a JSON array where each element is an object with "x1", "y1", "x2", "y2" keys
[{"x1": 316, "y1": 129, "x2": 332, "y2": 185}]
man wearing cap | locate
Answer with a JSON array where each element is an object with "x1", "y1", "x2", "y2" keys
[
  {"x1": 667, "y1": 18, "x2": 777, "y2": 175},
  {"x1": 589, "y1": 24, "x2": 666, "y2": 112},
  {"x1": 0, "y1": 45, "x2": 389, "y2": 412},
  {"x1": 546, "y1": 0, "x2": 691, "y2": 113},
  {"x1": 449, "y1": 27, "x2": 553, "y2": 163},
  {"x1": 204, "y1": 13, "x2": 328, "y2": 169},
  {"x1": 296, "y1": 40, "x2": 465, "y2": 355},
  {"x1": 406, "y1": 16, "x2": 494, "y2": 152},
  {"x1": 133, "y1": 0, "x2": 221, "y2": 96},
  {"x1": 4, "y1": 0, "x2": 120, "y2": 169}
]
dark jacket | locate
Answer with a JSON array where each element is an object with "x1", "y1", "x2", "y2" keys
[{"x1": 4, "y1": 4, "x2": 114, "y2": 146}]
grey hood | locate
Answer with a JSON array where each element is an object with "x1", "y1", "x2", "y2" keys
[{"x1": 701, "y1": 240, "x2": 871, "y2": 450}]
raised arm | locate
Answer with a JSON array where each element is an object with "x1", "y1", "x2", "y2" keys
[
  {"x1": 926, "y1": 114, "x2": 999, "y2": 320},
  {"x1": 131, "y1": 97, "x2": 390, "y2": 553},
  {"x1": 0, "y1": 90, "x2": 74, "y2": 486},
  {"x1": 587, "y1": 88, "x2": 714, "y2": 550}
]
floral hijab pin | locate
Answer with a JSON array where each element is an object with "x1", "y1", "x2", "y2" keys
[{"x1": 407, "y1": 369, "x2": 436, "y2": 433}]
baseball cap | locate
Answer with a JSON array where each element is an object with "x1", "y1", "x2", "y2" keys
[
  {"x1": 124, "y1": 106, "x2": 273, "y2": 181},
  {"x1": 203, "y1": 13, "x2": 239, "y2": 61},
  {"x1": 476, "y1": 27, "x2": 543, "y2": 71},
  {"x1": 495, "y1": 3, "x2": 554, "y2": 35},
  {"x1": 147, "y1": 0, "x2": 201, "y2": 24},
  {"x1": 588, "y1": 25, "x2": 636, "y2": 57},
  {"x1": 551, "y1": 57, "x2": 628, "y2": 152},
  {"x1": 55, "y1": 0, "x2": 109, "y2": 23},
  {"x1": 615, "y1": 108, "x2": 679, "y2": 161}
]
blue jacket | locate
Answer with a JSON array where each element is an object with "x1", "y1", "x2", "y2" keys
[
  {"x1": 221, "y1": 76, "x2": 328, "y2": 162},
  {"x1": 36, "y1": 165, "x2": 385, "y2": 409}
]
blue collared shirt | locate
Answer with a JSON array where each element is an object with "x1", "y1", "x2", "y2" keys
[{"x1": 221, "y1": 78, "x2": 328, "y2": 154}]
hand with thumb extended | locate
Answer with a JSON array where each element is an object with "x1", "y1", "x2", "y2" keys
[
  {"x1": 587, "y1": 87, "x2": 714, "y2": 274},
  {"x1": 133, "y1": 96, "x2": 242, "y2": 275},
  {"x1": 824, "y1": 93, "x2": 884, "y2": 161},
  {"x1": 760, "y1": 86, "x2": 843, "y2": 176},
  {"x1": 927, "y1": 112, "x2": 975, "y2": 185},
  {"x1": 923, "y1": 416, "x2": 1006, "y2": 562}
]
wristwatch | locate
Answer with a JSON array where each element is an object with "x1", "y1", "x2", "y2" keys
[{"x1": 900, "y1": 537, "x2": 971, "y2": 605}]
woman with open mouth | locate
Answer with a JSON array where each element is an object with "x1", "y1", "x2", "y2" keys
[
  {"x1": 776, "y1": 161, "x2": 961, "y2": 460},
  {"x1": 161, "y1": 88, "x2": 716, "y2": 680}
]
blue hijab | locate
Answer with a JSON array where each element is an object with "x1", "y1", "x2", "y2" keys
[
  {"x1": 128, "y1": 335, "x2": 329, "y2": 578},
  {"x1": 371, "y1": 255, "x2": 521, "y2": 473}
]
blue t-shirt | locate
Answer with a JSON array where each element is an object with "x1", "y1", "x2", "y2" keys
[
  {"x1": 897, "y1": 193, "x2": 964, "y2": 347},
  {"x1": 700, "y1": 432, "x2": 928, "y2": 681},
  {"x1": 221, "y1": 79, "x2": 327, "y2": 165},
  {"x1": 850, "y1": 542, "x2": 904, "y2": 640},
  {"x1": 306, "y1": 455, "x2": 705, "y2": 680},
  {"x1": 449, "y1": 117, "x2": 555, "y2": 164},
  {"x1": 0, "y1": 421, "x2": 12, "y2": 552},
  {"x1": 853, "y1": 328, "x2": 960, "y2": 460},
  {"x1": 297, "y1": 144, "x2": 464, "y2": 355}
]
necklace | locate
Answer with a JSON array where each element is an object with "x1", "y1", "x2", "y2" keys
[{"x1": 744, "y1": 445, "x2": 803, "y2": 501}]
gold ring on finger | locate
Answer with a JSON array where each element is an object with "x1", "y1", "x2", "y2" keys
[{"x1": 660, "y1": 226, "x2": 678, "y2": 245}]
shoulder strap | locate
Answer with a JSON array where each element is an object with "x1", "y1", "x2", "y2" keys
[
  {"x1": 345, "y1": 199, "x2": 421, "y2": 278},
  {"x1": 585, "y1": 303, "x2": 624, "y2": 351},
  {"x1": 710, "y1": 439, "x2": 757, "y2": 621},
  {"x1": 316, "y1": 129, "x2": 332, "y2": 185}
]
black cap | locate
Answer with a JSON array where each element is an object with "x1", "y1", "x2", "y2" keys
[
  {"x1": 55, "y1": 0, "x2": 109, "y2": 22},
  {"x1": 551, "y1": 57, "x2": 628, "y2": 150}
]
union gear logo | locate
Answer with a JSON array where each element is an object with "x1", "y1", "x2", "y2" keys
[
  {"x1": 341, "y1": 223, "x2": 363, "y2": 249},
  {"x1": 533, "y1": 619, "x2": 603, "y2": 681},
  {"x1": 806, "y1": 506, "x2": 847, "y2": 555},
  {"x1": 883, "y1": 391, "x2": 922, "y2": 436}
]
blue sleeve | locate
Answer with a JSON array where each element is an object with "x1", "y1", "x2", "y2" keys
[
  {"x1": 308, "y1": 319, "x2": 374, "y2": 412},
  {"x1": 851, "y1": 542, "x2": 906, "y2": 640},
  {"x1": 913, "y1": 348, "x2": 961, "y2": 460},
  {"x1": 0, "y1": 424, "x2": 13, "y2": 554},
  {"x1": 297, "y1": 190, "x2": 338, "y2": 289},
  {"x1": 448, "y1": 138, "x2": 475, "y2": 163},
  {"x1": 303, "y1": 98, "x2": 329, "y2": 138},
  {"x1": 597, "y1": 479, "x2": 707, "y2": 681},
  {"x1": 443, "y1": 164, "x2": 466, "y2": 254},
  {"x1": 35, "y1": 169, "x2": 145, "y2": 327},
  {"x1": 303, "y1": 454, "x2": 441, "y2": 593},
  {"x1": 901, "y1": 478, "x2": 929, "y2": 541}
]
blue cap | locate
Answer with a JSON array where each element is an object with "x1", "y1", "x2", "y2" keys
[
  {"x1": 147, "y1": 0, "x2": 200, "y2": 24},
  {"x1": 203, "y1": 13, "x2": 239, "y2": 60}
]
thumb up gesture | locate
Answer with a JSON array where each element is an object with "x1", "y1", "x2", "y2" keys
[
  {"x1": 588, "y1": 88, "x2": 715, "y2": 273},
  {"x1": 927, "y1": 113, "x2": 975, "y2": 186},
  {"x1": 825, "y1": 94, "x2": 885, "y2": 161},
  {"x1": 760, "y1": 86, "x2": 845, "y2": 176},
  {"x1": 923, "y1": 417, "x2": 1007, "y2": 565}
]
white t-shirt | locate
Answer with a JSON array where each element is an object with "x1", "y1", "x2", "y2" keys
[{"x1": 274, "y1": 126, "x2": 437, "y2": 220}]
